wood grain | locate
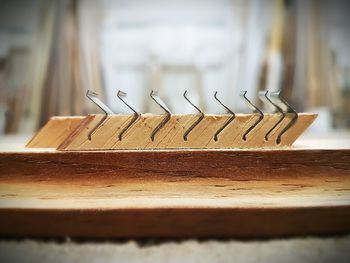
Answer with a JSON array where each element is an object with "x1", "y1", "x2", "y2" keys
[
  {"x1": 58, "y1": 113, "x2": 317, "y2": 150},
  {"x1": 26, "y1": 116, "x2": 84, "y2": 148},
  {"x1": 0, "y1": 148, "x2": 349, "y2": 238}
]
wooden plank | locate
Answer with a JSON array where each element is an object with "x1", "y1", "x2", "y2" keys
[
  {"x1": 1, "y1": 207, "x2": 349, "y2": 238},
  {"x1": 0, "y1": 147, "x2": 349, "y2": 238},
  {"x1": 26, "y1": 116, "x2": 84, "y2": 148},
  {"x1": 58, "y1": 113, "x2": 317, "y2": 150}
]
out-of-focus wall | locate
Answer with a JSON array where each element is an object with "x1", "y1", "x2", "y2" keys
[{"x1": 0, "y1": 0, "x2": 349, "y2": 135}]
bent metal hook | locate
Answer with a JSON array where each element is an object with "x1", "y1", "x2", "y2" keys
[
  {"x1": 240, "y1": 90, "x2": 264, "y2": 141},
  {"x1": 86, "y1": 90, "x2": 114, "y2": 140},
  {"x1": 117, "y1": 90, "x2": 140, "y2": 141},
  {"x1": 213, "y1": 91, "x2": 235, "y2": 141},
  {"x1": 183, "y1": 90, "x2": 204, "y2": 141},
  {"x1": 150, "y1": 90, "x2": 172, "y2": 141},
  {"x1": 269, "y1": 91, "x2": 298, "y2": 144},
  {"x1": 258, "y1": 90, "x2": 285, "y2": 141}
]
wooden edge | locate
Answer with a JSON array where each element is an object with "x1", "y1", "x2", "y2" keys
[
  {"x1": 1, "y1": 148, "x2": 349, "y2": 180},
  {"x1": 26, "y1": 116, "x2": 85, "y2": 148},
  {"x1": 0, "y1": 206, "x2": 349, "y2": 238}
]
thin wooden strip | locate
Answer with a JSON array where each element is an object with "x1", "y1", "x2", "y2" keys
[{"x1": 59, "y1": 113, "x2": 317, "y2": 150}]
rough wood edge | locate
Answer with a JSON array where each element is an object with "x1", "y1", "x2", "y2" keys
[{"x1": 1, "y1": 206, "x2": 350, "y2": 238}]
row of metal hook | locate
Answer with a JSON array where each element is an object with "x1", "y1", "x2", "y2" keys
[{"x1": 86, "y1": 89, "x2": 298, "y2": 144}]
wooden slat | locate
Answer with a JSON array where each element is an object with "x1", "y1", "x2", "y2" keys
[
  {"x1": 26, "y1": 116, "x2": 84, "y2": 148},
  {"x1": 0, "y1": 148, "x2": 349, "y2": 238},
  {"x1": 58, "y1": 113, "x2": 317, "y2": 150}
]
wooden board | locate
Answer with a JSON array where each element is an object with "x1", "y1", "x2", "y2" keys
[
  {"x1": 26, "y1": 116, "x2": 84, "y2": 148},
  {"x1": 58, "y1": 113, "x2": 317, "y2": 150},
  {"x1": 0, "y1": 145, "x2": 350, "y2": 238}
]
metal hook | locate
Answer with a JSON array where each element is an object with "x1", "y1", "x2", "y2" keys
[
  {"x1": 117, "y1": 90, "x2": 140, "y2": 141},
  {"x1": 239, "y1": 91, "x2": 264, "y2": 141},
  {"x1": 258, "y1": 90, "x2": 285, "y2": 141},
  {"x1": 150, "y1": 90, "x2": 172, "y2": 141},
  {"x1": 86, "y1": 90, "x2": 114, "y2": 140},
  {"x1": 269, "y1": 91, "x2": 298, "y2": 144},
  {"x1": 213, "y1": 91, "x2": 235, "y2": 141},
  {"x1": 183, "y1": 90, "x2": 204, "y2": 141}
]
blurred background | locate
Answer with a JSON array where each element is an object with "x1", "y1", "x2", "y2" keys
[{"x1": 0, "y1": 0, "x2": 349, "y2": 136}]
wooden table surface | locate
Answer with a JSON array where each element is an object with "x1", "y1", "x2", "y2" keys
[{"x1": 0, "y1": 134, "x2": 350, "y2": 238}]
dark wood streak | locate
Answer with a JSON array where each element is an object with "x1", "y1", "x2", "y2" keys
[
  {"x1": 1, "y1": 149, "x2": 350, "y2": 181},
  {"x1": 0, "y1": 207, "x2": 350, "y2": 238}
]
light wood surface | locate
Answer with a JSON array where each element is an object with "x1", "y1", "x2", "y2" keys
[
  {"x1": 26, "y1": 116, "x2": 84, "y2": 148},
  {"x1": 57, "y1": 113, "x2": 316, "y2": 150},
  {"x1": 0, "y1": 143, "x2": 349, "y2": 238}
]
